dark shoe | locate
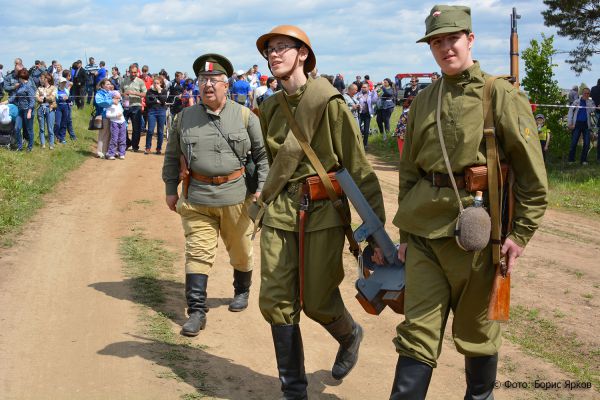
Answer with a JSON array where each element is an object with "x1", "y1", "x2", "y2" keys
[
  {"x1": 389, "y1": 356, "x2": 433, "y2": 400},
  {"x1": 271, "y1": 325, "x2": 308, "y2": 400},
  {"x1": 155, "y1": 149, "x2": 162, "y2": 155},
  {"x1": 322, "y1": 310, "x2": 363, "y2": 380},
  {"x1": 464, "y1": 354, "x2": 498, "y2": 400},
  {"x1": 181, "y1": 274, "x2": 208, "y2": 337},
  {"x1": 228, "y1": 270, "x2": 252, "y2": 312},
  {"x1": 144, "y1": 148, "x2": 151, "y2": 155}
]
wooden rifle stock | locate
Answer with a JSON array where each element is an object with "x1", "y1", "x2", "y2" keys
[
  {"x1": 487, "y1": 169, "x2": 515, "y2": 321},
  {"x1": 179, "y1": 154, "x2": 190, "y2": 199}
]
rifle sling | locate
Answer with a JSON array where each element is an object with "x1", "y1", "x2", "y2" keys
[
  {"x1": 483, "y1": 76, "x2": 505, "y2": 269},
  {"x1": 276, "y1": 92, "x2": 360, "y2": 257}
]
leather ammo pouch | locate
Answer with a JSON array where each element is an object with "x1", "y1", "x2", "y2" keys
[
  {"x1": 303, "y1": 172, "x2": 343, "y2": 200},
  {"x1": 464, "y1": 163, "x2": 509, "y2": 192}
]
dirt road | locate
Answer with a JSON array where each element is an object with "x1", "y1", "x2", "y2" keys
[{"x1": 0, "y1": 151, "x2": 598, "y2": 399}]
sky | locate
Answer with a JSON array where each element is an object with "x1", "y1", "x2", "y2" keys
[{"x1": 0, "y1": 0, "x2": 598, "y2": 90}]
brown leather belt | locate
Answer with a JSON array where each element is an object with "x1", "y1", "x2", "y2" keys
[
  {"x1": 424, "y1": 171, "x2": 466, "y2": 189},
  {"x1": 190, "y1": 167, "x2": 245, "y2": 185}
]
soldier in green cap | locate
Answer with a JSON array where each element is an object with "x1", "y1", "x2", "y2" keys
[
  {"x1": 254, "y1": 25, "x2": 385, "y2": 399},
  {"x1": 162, "y1": 53, "x2": 269, "y2": 337},
  {"x1": 389, "y1": 5, "x2": 548, "y2": 399}
]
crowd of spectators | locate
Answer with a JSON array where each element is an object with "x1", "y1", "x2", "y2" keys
[{"x1": 1, "y1": 56, "x2": 597, "y2": 164}]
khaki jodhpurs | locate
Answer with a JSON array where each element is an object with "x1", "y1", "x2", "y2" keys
[
  {"x1": 393, "y1": 234, "x2": 501, "y2": 368},
  {"x1": 259, "y1": 225, "x2": 346, "y2": 326},
  {"x1": 177, "y1": 197, "x2": 253, "y2": 275}
]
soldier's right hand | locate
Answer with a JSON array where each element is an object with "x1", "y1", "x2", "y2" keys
[
  {"x1": 166, "y1": 195, "x2": 179, "y2": 212},
  {"x1": 397, "y1": 243, "x2": 408, "y2": 263}
]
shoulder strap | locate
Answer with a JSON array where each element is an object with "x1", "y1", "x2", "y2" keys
[
  {"x1": 276, "y1": 92, "x2": 360, "y2": 257},
  {"x1": 241, "y1": 105, "x2": 250, "y2": 129}
]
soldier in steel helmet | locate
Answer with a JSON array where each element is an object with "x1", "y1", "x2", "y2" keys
[
  {"x1": 390, "y1": 5, "x2": 548, "y2": 399},
  {"x1": 161, "y1": 54, "x2": 269, "y2": 337},
  {"x1": 254, "y1": 26, "x2": 385, "y2": 399}
]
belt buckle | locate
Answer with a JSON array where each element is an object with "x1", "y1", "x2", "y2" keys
[
  {"x1": 430, "y1": 171, "x2": 438, "y2": 187},
  {"x1": 286, "y1": 182, "x2": 299, "y2": 197}
]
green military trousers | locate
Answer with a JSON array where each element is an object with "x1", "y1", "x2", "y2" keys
[
  {"x1": 259, "y1": 225, "x2": 347, "y2": 326},
  {"x1": 393, "y1": 234, "x2": 501, "y2": 368}
]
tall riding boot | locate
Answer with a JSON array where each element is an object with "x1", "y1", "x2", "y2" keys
[
  {"x1": 322, "y1": 310, "x2": 364, "y2": 380},
  {"x1": 271, "y1": 325, "x2": 308, "y2": 400},
  {"x1": 464, "y1": 354, "x2": 498, "y2": 400},
  {"x1": 389, "y1": 356, "x2": 433, "y2": 400},
  {"x1": 229, "y1": 269, "x2": 252, "y2": 312},
  {"x1": 181, "y1": 273, "x2": 208, "y2": 337}
]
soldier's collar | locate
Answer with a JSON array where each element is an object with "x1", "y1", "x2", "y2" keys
[{"x1": 443, "y1": 61, "x2": 481, "y2": 84}]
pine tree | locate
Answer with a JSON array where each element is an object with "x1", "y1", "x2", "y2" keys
[{"x1": 542, "y1": 0, "x2": 600, "y2": 74}]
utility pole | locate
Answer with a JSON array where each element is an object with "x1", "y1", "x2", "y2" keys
[{"x1": 510, "y1": 7, "x2": 521, "y2": 88}]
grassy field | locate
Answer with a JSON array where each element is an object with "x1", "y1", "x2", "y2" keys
[
  {"x1": 0, "y1": 104, "x2": 96, "y2": 245},
  {"x1": 367, "y1": 106, "x2": 600, "y2": 215}
]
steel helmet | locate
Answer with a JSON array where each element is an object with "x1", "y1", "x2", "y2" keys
[{"x1": 256, "y1": 25, "x2": 316, "y2": 73}]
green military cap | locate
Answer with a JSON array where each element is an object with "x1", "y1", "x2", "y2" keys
[
  {"x1": 417, "y1": 5, "x2": 472, "y2": 43},
  {"x1": 192, "y1": 53, "x2": 234, "y2": 77}
]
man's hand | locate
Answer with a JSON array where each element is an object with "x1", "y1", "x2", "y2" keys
[
  {"x1": 371, "y1": 246, "x2": 385, "y2": 265},
  {"x1": 26, "y1": 109, "x2": 32, "y2": 119},
  {"x1": 166, "y1": 195, "x2": 179, "y2": 212},
  {"x1": 253, "y1": 191, "x2": 261, "y2": 203},
  {"x1": 397, "y1": 243, "x2": 408, "y2": 263},
  {"x1": 501, "y1": 238, "x2": 524, "y2": 274},
  {"x1": 568, "y1": 124, "x2": 574, "y2": 130}
]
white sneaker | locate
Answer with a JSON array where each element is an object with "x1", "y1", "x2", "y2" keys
[
  {"x1": 582, "y1": 162, "x2": 588, "y2": 166},
  {"x1": 49, "y1": 146, "x2": 54, "y2": 150},
  {"x1": 97, "y1": 152, "x2": 105, "y2": 159},
  {"x1": 119, "y1": 155, "x2": 125, "y2": 160},
  {"x1": 108, "y1": 156, "x2": 116, "y2": 160}
]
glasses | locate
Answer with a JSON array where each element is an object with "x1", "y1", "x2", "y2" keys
[
  {"x1": 262, "y1": 43, "x2": 301, "y2": 58},
  {"x1": 198, "y1": 77, "x2": 226, "y2": 86}
]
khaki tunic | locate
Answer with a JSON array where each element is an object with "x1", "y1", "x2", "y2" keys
[{"x1": 392, "y1": 62, "x2": 548, "y2": 366}]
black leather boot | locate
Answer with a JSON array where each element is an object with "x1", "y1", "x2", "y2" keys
[
  {"x1": 271, "y1": 325, "x2": 308, "y2": 400},
  {"x1": 322, "y1": 310, "x2": 364, "y2": 380},
  {"x1": 229, "y1": 269, "x2": 252, "y2": 312},
  {"x1": 464, "y1": 354, "x2": 498, "y2": 400},
  {"x1": 389, "y1": 356, "x2": 433, "y2": 400},
  {"x1": 181, "y1": 273, "x2": 208, "y2": 337}
]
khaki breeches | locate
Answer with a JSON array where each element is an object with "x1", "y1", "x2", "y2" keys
[
  {"x1": 393, "y1": 234, "x2": 501, "y2": 368},
  {"x1": 177, "y1": 197, "x2": 253, "y2": 275},
  {"x1": 259, "y1": 225, "x2": 347, "y2": 326}
]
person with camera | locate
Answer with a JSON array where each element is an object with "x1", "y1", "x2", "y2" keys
[
  {"x1": 35, "y1": 72, "x2": 57, "y2": 149},
  {"x1": 390, "y1": 5, "x2": 547, "y2": 399},
  {"x1": 144, "y1": 75, "x2": 168, "y2": 155},
  {"x1": 254, "y1": 25, "x2": 385, "y2": 399},
  {"x1": 162, "y1": 53, "x2": 268, "y2": 337}
]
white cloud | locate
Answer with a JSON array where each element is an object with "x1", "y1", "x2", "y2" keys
[{"x1": 0, "y1": 0, "x2": 597, "y2": 89}]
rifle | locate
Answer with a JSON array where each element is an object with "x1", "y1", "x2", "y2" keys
[
  {"x1": 335, "y1": 169, "x2": 405, "y2": 315},
  {"x1": 487, "y1": 168, "x2": 515, "y2": 321},
  {"x1": 510, "y1": 7, "x2": 521, "y2": 88}
]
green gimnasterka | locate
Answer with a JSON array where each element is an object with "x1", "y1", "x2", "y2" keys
[
  {"x1": 162, "y1": 100, "x2": 268, "y2": 206},
  {"x1": 393, "y1": 62, "x2": 548, "y2": 247},
  {"x1": 258, "y1": 77, "x2": 385, "y2": 231}
]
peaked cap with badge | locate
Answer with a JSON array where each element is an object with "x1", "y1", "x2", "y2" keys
[
  {"x1": 192, "y1": 53, "x2": 234, "y2": 77},
  {"x1": 417, "y1": 5, "x2": 472, "y2": 43}
]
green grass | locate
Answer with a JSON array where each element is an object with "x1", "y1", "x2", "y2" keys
[
  {"x1": 367, "y1": 106, "x2": 600, "y2": 216},
  {"x1": 118, "y1": 233, "x2": 212, "y2": 398},
  {"x1": 504, "y1": 305, "x2": 599, "y2": 391},
  {"x1": 545, "y1": 162, "x2": 600, "y2": 215},
  {"x1": 0, "y1": 104, "x2": 96, "y2": 242}
]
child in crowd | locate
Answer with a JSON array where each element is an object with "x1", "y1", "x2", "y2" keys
[
  {"x1": 105, "y1": 91, "x2": 127, "y2": 160},
  {"x1": 535, "y1": 114, "x2": 550, "y2": 163},
  {"x1": 55, "y1": 77, "x2": 76, "y2": 144},
  {"x1": 394, "y1": 96, "x2": 414, "y2": 157}
]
